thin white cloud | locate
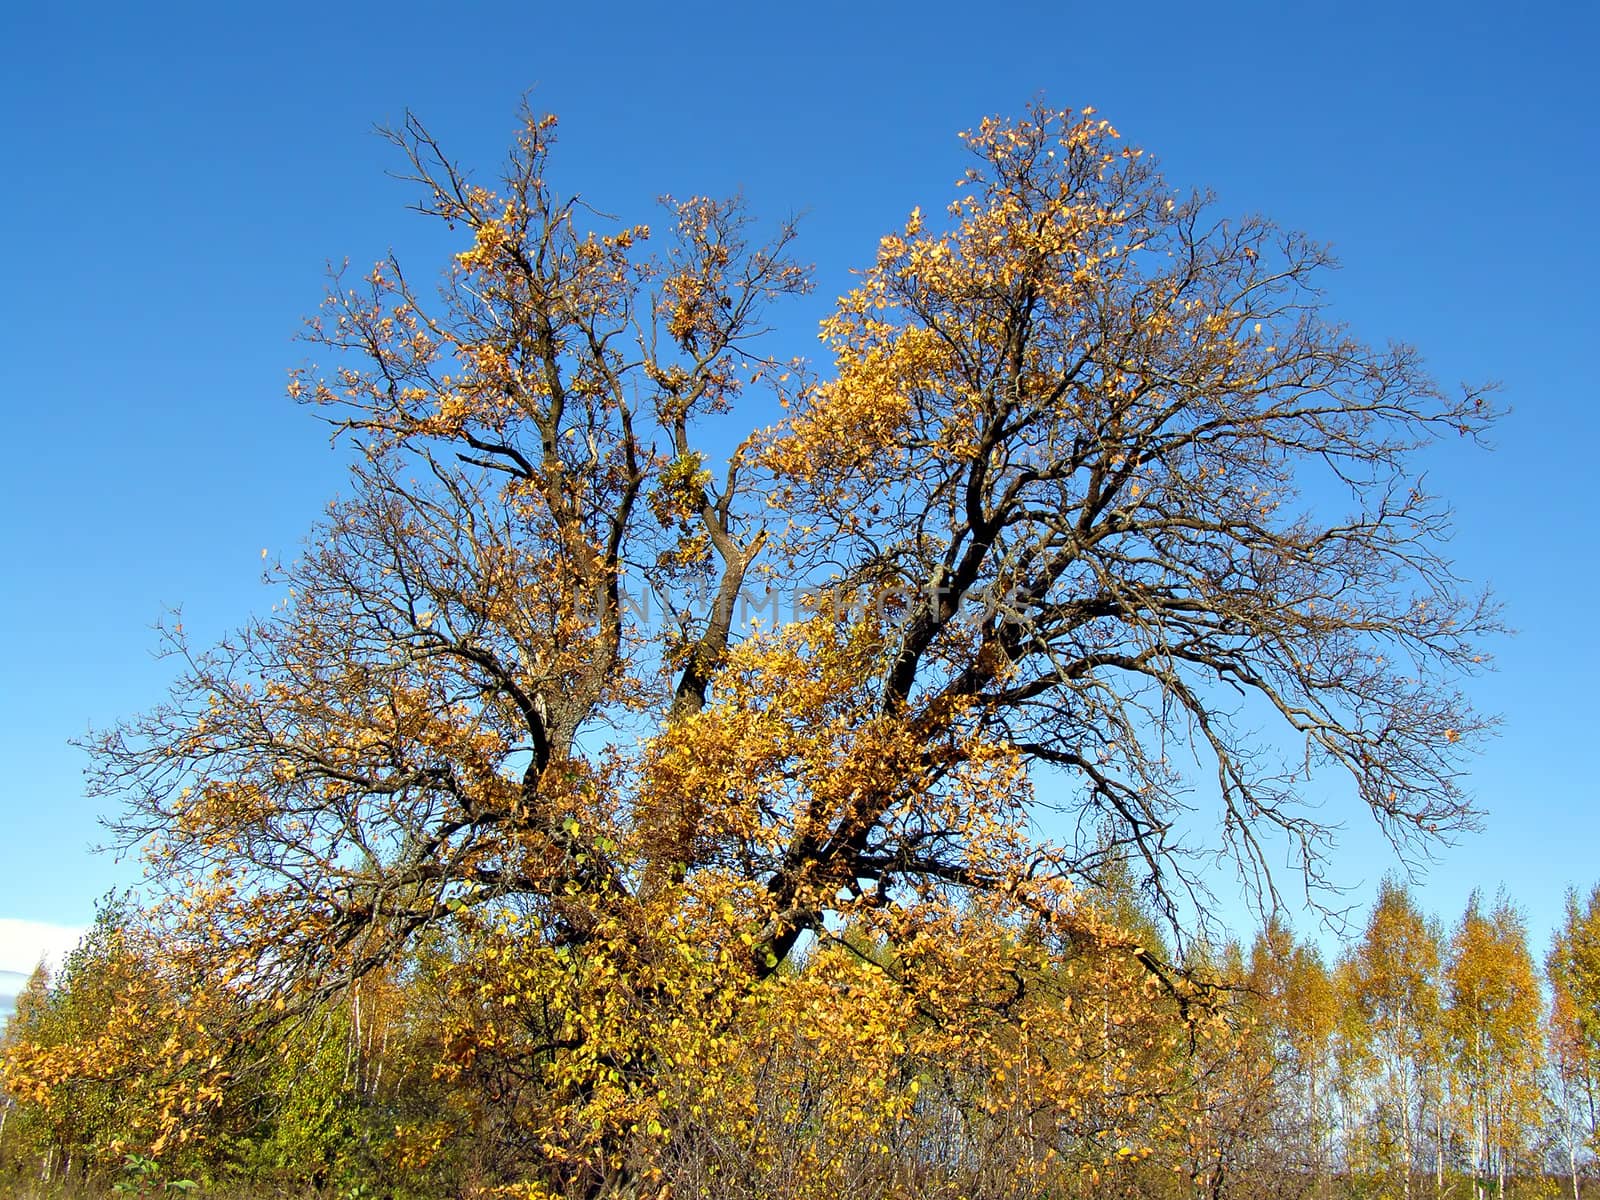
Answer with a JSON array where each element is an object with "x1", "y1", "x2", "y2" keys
[{"x1": 0, "y1": 919, "x2": 86, "y2": 976}]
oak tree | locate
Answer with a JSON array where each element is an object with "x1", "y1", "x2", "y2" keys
[{"x1": 83, "y1": 102, "x2": 1498, "y2": 1192}]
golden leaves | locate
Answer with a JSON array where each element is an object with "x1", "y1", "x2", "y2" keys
[
  {"x1": 764, "y1": 104, "x2": 1154, "y2": 499},
  {"x1": 0, "y1": 910, "x2": 234, "y2": 1168},
  {"x1": 646, "y1": 452, "x2": 712, "y2": 525},
  {"x1": 454, "y1": 207, "x2": 517, "y2": 272}
]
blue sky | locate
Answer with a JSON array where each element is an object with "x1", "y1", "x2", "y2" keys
[{"x1": 0, "y1": 0, "x2": 1595, "y2": 971}]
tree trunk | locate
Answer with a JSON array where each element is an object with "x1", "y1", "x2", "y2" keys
[
  {"x1": 1402, "y1": 1069, "x2": 1415, "y2": 1200},
  {"x1": 1435, "y1": 1092, "x2": 1444, "y2": 1199}
]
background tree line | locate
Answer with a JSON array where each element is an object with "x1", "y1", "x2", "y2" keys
[{"x1": 3, "y1": 876, "x2": 1598, "y2": 1200}]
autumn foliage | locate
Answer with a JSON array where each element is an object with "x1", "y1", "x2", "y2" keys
[{"x1": 0, "y1": 103, "x2": 1530, "y2": 1198}]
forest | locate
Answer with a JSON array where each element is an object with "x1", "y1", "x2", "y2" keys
[
  {"x1": 0, "y1": 100, "x2": 1567, "y2": 1198},
  {"x1": 4, "y1": 880, "x2": 1598, "y2": 1199}
]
